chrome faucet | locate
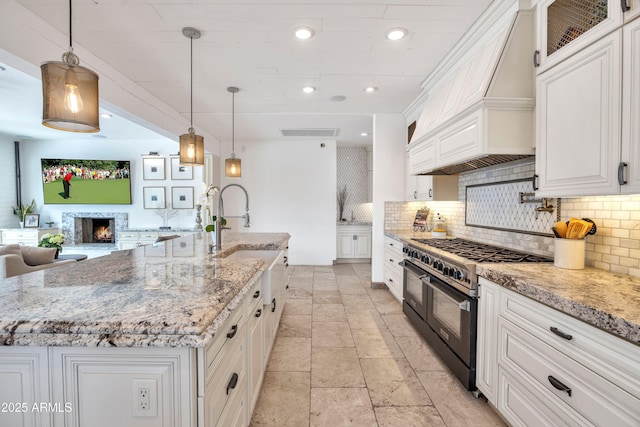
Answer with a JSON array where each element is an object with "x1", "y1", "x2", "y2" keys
[{"x1": 216, "y1": 183, "x2": 250, "y2": 248}]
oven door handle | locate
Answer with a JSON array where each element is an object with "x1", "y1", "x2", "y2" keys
[
  {"x1": 400, "y1": 259, "x2": 428, "y2": 278},
  {"x1": 424, "y1": 278, "x2": 471, "y2": 311}
]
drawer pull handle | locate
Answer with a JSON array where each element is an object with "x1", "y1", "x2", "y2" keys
[
  {"x1": 548, "y1": 375, "x2": 572, "y2": 397},
  {"x1": 255, "y1": 308, "x2": 262, "y2": 318},
  {"x1": 550, "y1": 326, "x2": 572, "y2": 340},
  {"x1": 226, "y1": 373, "x2": 239, "y2": 395},
  {"x1": 226, "y1": 324, "x2": 238, "y2": 339},
  {"x1": 388, "y1": 278, "x2": 393, "y2": 283},
  {"x1": 618, "y1": 162, "x2": 628, "y2": 185},
  {"x1": 389, "y1": 258, "x2": 393, "y2": 262},
  {"x1": 271, "y1": 298, "x2": 276, "y2": 313},
  {"x1": 253, "y1": 290, "x2": 260, "y2": 298},
  {"x1": 283, "y1": 256, "x2": 288, "y2": 263},
  {"x1": 533, "y1": 50, "x2": 540, "y2": 68}
]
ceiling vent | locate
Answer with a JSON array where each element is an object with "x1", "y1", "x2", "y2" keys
[{"x1": 280, "y1": 128, "x2": 338, "y2": 137}]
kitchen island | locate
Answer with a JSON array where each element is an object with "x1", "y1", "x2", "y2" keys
[{"x1": 0, "y1": 231, "x2": 290, "y2": 427}]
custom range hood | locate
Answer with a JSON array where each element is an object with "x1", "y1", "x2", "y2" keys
[{"x1": 408, "y1": 3, "x2": 535, "y2": 176}]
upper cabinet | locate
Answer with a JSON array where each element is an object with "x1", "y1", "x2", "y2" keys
[
  {"x1": 405, "y1": 152, "x2": 458, "y2": 202},
  {"x1": 535, "y1": 4, "x2": 640, "y2": 196}
]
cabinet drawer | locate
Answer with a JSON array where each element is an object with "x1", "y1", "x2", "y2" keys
[
  {"x1": 247, "y1": 279, "x2": 263, "y2": 317},
  {"x1": 383, "y1": 266, "x2": 403, "y2": 302},
  {"x1": 383, "y1": 252, "x2": 403, "y2": 276},
  {"x1": 500, "y1": 288, "x2": 640, "y2": 399},
  {"x1": 117, "y1": 232, "x2": 138, "y2": 240},
  {"x1": 498, "y1": 366, "x2": 589, "y2": 427},
  {"x1": 204, "y1": 307, "x2": 244, "y2": 386},
  {"x1": 383, "y1": 236, "x2": 403, "y2": 256},
  {"x1": 499, "y1": 318, "x2": 640, "y2": 427},
  {"x1": 138, "y1": 232, "x2": 159, "y2": 240}
]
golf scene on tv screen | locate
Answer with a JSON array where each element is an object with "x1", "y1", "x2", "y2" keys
[{"x1": 41, "y1": 159, "x2": 132, "y2": 204}]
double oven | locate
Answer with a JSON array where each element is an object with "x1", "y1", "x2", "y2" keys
[{"x1": 401, "y1": 238, "x2": 552, "y2": 392}]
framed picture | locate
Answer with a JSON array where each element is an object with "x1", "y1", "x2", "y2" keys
[
  {"x1": 142, "y1": 157, "x2": 165, "y2": 180},
  {"x1": 171, "y1": 186, "x2": 194, "y2": 209},
  {"x1": 170, "y1": 156, "x2": 193, "y2": 180},
  {"x1": 24, "y1": 213, "x2": 40, "y2": 228},
  {"x1": 143, "y1": 187, "x2": 166, "y2": 209}
]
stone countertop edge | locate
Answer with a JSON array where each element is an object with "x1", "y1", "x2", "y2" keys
[
  {"x1": 0, "y1": 232, "x2": 290, "y2": 348},
  {"x1": 0, "y1": 270, "x2": 263, "y2": 349},
  {"x1": 384, "y1": 229, "x2": 640, "y2": 345}
]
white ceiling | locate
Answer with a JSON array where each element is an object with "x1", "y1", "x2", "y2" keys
[{"x1": 3, "y1": 0, "x2": 494, "y2": 147}]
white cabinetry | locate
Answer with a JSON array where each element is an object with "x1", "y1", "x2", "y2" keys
[
  {"x1": 534, "y1": 0, "x2": 625, "y2": 73},
  {"x1": 535, "y1": 5, "x2": 640, "y2": 196},
  {"x1": 247, "y1": 279, "x2": 264, "y2": 416},
  {"x1": 263, "y1": 250, "x2": 288, "y2": 364},
  {"x1": 1, "y1": 228, "x2": 60, "y2": 246},
  {"x1": 478, "y1": 277, "x2": 640, "y2": 426},
  {"x1": 535, "y1": 30, "x2": 621, "y2": 196},
  {"x1": 382, "y1": 236, "x2": 403, "y2": 302},
  {"x1": 117, "y1": 230, "x2": 197, "y2": 249},
  {"x1": 405, "y1": 152, "x2": 458, "y2": 202},
  {"x1": 336, "y1": 226, "x2": 371, "y2": 259},
  {"x1": 0, "y1": 347, "x2": 50, "y2": 427}
]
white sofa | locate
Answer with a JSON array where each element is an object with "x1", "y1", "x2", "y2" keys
[{"x1": 0, "y1": 244, "x2": 75, "y2": 278}]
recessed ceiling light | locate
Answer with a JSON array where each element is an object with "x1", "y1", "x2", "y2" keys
[
  {"x1": 360, "y1": 132, "x2": 369, "y2": 136},
  {"x1": 295, "y1": 27, "x2": 315, "y2": 40},
  {"x1": 302, "y1": 86, "x2": 316, "y2": 93},
  {"x1": 330, "y1": 95, "x2": 346, "y2": 102},
  {"x1": 364, "y1": 86, "x2": 378, "y2": 93},
  {"x1": 100, "y1": 113, "x2": 113, "y2": 119},
  {"x1": 385, "y1": 28, "x2": 407, "y2": 41}
]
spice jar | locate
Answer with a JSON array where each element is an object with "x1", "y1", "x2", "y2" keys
[{"x1": 432, "y1": 213, "x2": 447, "y2": 238}]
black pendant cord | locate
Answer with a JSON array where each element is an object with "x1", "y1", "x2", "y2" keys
[
  {"x1": 231, "y1": 91, "x2": 235, "y2": 153},
  {"x1": 69, "y1": 0, "x2": 73, "y2": 49},
  {"x1": 190, "y1": 34, "x2": 193, "y2": 128}
]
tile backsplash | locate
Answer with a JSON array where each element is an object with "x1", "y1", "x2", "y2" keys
[{"x1": 386, "y1": 159, "x2": 640, "y2": 278}]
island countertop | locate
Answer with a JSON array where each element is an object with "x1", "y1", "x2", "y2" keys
[{"x1": 0, "y1": 232, "x2": 289, "y2": 348}]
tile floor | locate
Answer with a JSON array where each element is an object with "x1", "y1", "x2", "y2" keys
[{"x1": 250, "y1": 263, "x2": 506, "y2": 427}]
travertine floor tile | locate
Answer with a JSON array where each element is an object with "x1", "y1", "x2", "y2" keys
[
  {"x1": 374, "y1": 406, "x2": 446, "y2": 427},
  {"x1": 287, "y1": 278, "x2": 313, "y2": 290},
  {"x1": 313, "y1": 280, "x2": 339, "y2": 290},
  {"x1": 341, "y1": 294, "x2": 375, "y2": 311},
  {"x1": 311, "y1": 347, "x2": 365, "y2": 387},
  {"x1": 312, "y1": 289, "x2": 342, "y2": 304},
  {"x1": 374, "y1": 298, "x2": 404, "y2": 315},
  {"x1": 265, "y1": 336, "x2": 311, "y2": 372},
  {"x1": 287, "y1": 287, "x2": 313, "y2": 299},
  {"x1": 346, "y1": 310, "x2": 386, "y2": 330},
  {"x1": 250, "y1": 371, "x2": 310, "y2": 427},
  {"x1": 416, "y1": 370, "x2": 506, "y2": 427},
  {"x1": 278, "y1": 314, "x2": 312, "y2": 338},
  {"x1": 395, "y1": 336, "x2": 447, "y2": 372},
  {"x1": 283, "y1": 298, "x2": 312, "y2": 315},
  {"x1": 338, "y1": 283, "x2": 368, "y2": 295},
  {"x1": 310, "y1": 388, "x2": 377, "y2": 427},
  {"x1": 361, "y1": 358, "x2": 432, "y2": 407},
  {"x1": 312, "y1": 303, "x2": 346, "y2": 322},
  {"x1": 312, "y1": 321, "x2": 355, "y2": 348},
  {"x1": 351, "y1": 327, "x2": 395, "y2": 359},
  {"x1": 382, "y1": 314, "x2": 420, "y2": 337}
]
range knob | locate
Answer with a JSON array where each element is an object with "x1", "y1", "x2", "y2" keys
[
  {"x1": 434, "y1": 260, "x2": 443, "y2": 271},
  {"x1": 443, "y1": 266, "x2": 450, "y2": 276},
  {"x1": 453, "y1": 270, "x2": 465, "y2": 281},
  {"x1": 420, "y1": 254, "x2": 430, "y2": 264}
]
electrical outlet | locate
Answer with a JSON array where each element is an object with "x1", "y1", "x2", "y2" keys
[{"x1": 132, "y1": 379, "x2": 157, "y2": 417}]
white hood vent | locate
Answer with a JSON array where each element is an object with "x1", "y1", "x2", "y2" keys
[{"x1": 408, "y1": 6, "x2": 535, "y2": 176}]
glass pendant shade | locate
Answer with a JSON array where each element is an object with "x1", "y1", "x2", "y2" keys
[
  {"x1": 179, "y1": 127, "x2": 204, "y2": 166},
  {"x1": 225, "y1": 156, "x2": 242, "y2": 178},
  {"x1": 41, "y1": 60, "x2": 99, "y2": 132}
]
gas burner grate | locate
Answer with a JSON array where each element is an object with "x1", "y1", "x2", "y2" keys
[{"x1": 411, "y1": 238, "x2": 552, "y2": 263}]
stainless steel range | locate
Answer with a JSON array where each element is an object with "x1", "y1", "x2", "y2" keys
[{"x1": 401, "y1": 238, "x2": 552, "y2": 393}]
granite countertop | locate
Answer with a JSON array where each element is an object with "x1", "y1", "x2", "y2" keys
[
  {"x1": 0, "y1": 232, "x2": 290, "y2": 348},
  {"x1": 384, "y1": 229, "x2": 640, "y2": 345}
]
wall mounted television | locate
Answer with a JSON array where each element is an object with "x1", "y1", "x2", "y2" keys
[{"x1": 41, "y1": 159, "x2": 132, "y2": 204}]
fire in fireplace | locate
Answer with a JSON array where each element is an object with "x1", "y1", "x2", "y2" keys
[{"x1": 80, "y1": 218, "x2": 115, "y2": 244}]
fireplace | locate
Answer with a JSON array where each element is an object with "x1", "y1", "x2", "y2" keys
[
  {"x1": 62, "y1": 212, "x2": 128, "y2": 246},
  {"x1": 80, "y1": 218, "x2": 115, "y2": 244}
]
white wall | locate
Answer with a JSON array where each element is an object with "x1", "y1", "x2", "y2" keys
[
  {"x1": 0, "y1": 138, "x2": 17, "y2": 228},
  {"x1": 15, "y1": 138, "x2": 218, "y2": 230},
  {"x1": 218, "y1": 139, "x2": 337, "y2": 265},
  {"x1": 371, "y1": 114, "x2": 406, "y2": 282}
]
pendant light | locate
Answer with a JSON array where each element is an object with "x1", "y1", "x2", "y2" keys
[
  {"x1": 225, "y1": 86, "x2": 241, "y2": 178},
  {"x1": 41, "y1": 0, "x2": 99, "y2": 132},
  {"x1": 179, "y1": 27, "x2": 204, "y2": 166}
]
